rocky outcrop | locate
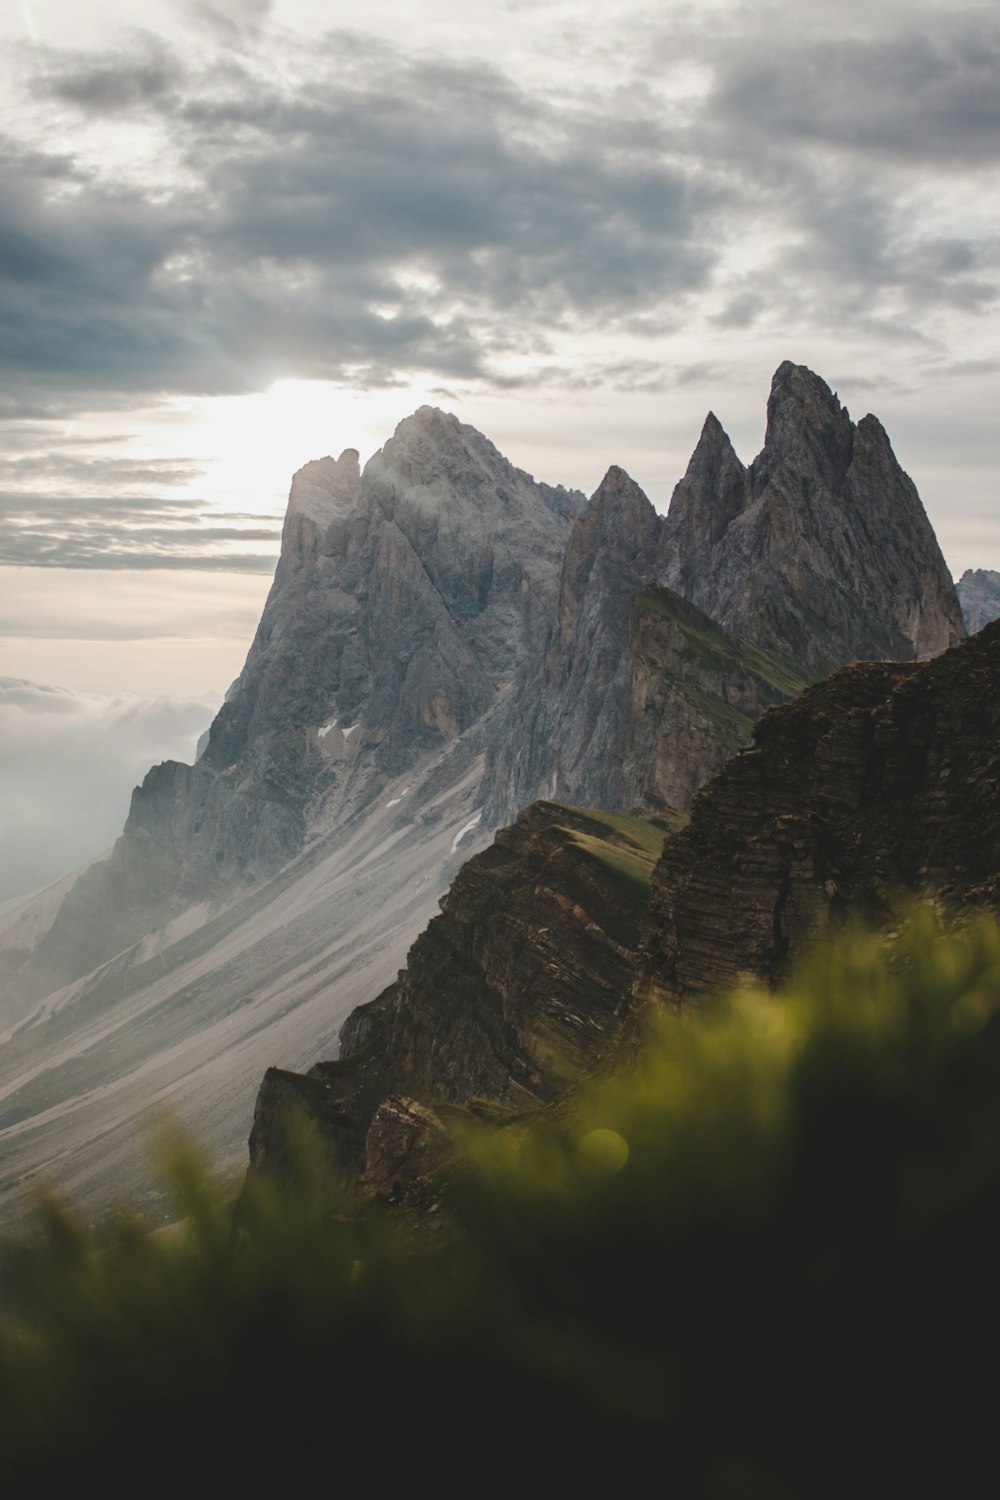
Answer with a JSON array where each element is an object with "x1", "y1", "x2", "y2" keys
[
  {"x1": 481, "y1": 467, "x2": 662, "y2": 821},
  {"x1": 658, "y1": 363, "x2": 965, "y2": 673},
  {"x1": 11, "y1": 414, "x2": 582, "y2": 1005},
  {"x1": 637, "y1": 620, "x2": 1000, "y2": 1005},
  {"x1": 202, "y1": 407, "x2": 581, "y2": 811},
  {"x1": 249, "y1": 622, "x2": 1000, "y2": 1200},
  {"x1": 957, "y1": 568, "x2": 1000, "y2": 634},
  {"x1": 247, "y1": 802, "x2": 670, "y2": 1184},
  {"x1": 621, "y1": 587, "x2": 807, "y2": 815},
  {"x1": 482, "y1": 364, "x2": 964, "y2": 826}
]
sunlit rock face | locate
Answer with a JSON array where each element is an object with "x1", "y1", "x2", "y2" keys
[
  {"x1": 203, "y1": 406, "x2": 582, "y2": 805},
  {"x1": 658, "y1": 362, "x2": 966, "y2": 673},
  {"x1": 957, "y1": 568, "x2": 1000, "y2": 635},
  {"x1": 9, "y1": 412, "x2": 583, "y2": 1007}
]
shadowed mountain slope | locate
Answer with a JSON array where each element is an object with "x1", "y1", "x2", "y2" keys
[{"x1": 638, "y1": 619, "x2": 1000, "y2": 1005}]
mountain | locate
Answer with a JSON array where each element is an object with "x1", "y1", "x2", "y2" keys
[
  {"x1": 6, "y1": 411, "x2": 582, "y2": 1013},
  {"x1": 658, "y1": 362, "x2": 965, "y2": 670},
  {"x1": 0, "y1": 414, "x2": 584, "y2": 1213},
  {"x1": 639, "y1": 618, "x2": 1000, "y2": 1004},
  {"x1": 0, "y1": 363, "x2": 968, "y2": 1215},
  {"x1": 249, "y1": 800, "x2": 673, "y2": 1192},
  {"x1": 481, "y1": 362, "x2": 962, "y2": 823},
  {"x1": 956, "y1": 568, "x2": 1000, "y2": 634},
  {"x1": 254, "y1": 623, "x2": 1000, "y2": 1199}
]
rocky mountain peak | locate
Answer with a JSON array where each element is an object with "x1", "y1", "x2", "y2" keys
[
  {"x1": 757, "y1": 360, "x2": 855, "y2": 495},
  {"x1": 957, "y1": 568, "x2": 1000, "y2": 634},
  {"x1": 659, "y1": 361, "x2": 964, "y2": 673},
  {"x1": 287, "y1": 449, "x2": 361, "y2": 524},
  {"x1": 659, "y1": 410, "x2": 748, "y2": 565},
  {"x1": 367, "y1": 405, "x2": 566, "y2": 524}
]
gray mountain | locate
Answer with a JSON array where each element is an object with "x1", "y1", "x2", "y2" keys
[
  {"x1": 8, "y1": 412, "x2": 582, "y2": 1012},
  {"x1": 482, "y1": 466, "x2": 662, "y2": 822},
  {"x1": 658, "y1": 362, "x2": 964, "y2": 672},
  {"x1": 956, "y1": 568, "x2": 1000, "y2": 634},
  {"x1": 0, "y1": 365, "x2": 967, "y2": 1215},
  {"x1": 483, "y1": 362, "x2": 961, "y2": 824}
]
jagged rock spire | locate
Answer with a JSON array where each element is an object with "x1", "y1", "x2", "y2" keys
[{"x1": 658, "y1": 362, "x2": 965, "y2": 672}]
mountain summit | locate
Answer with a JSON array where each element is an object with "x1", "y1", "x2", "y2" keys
[
  {"x1": 659, "y1": 361, "x2": 965, "y2": 670},
  {"x1": 0, "y1": 365, "x2": 968, "y2": 1213}
]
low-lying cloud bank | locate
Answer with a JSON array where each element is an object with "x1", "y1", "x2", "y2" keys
[{"x1": 0, "y1": 677, "x2": 215, "y2": 904}]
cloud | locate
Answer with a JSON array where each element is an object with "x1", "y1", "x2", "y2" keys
[
  {"x1": 710, "y1": 15, "x2": 1000, "y2": 167},
  {"x1": 0, "y1": 491, "x2": 281, "y2": 571},
  {"x1": 0, "y1": 2, "x2": 994, "y2": 427},
  {"x1": 8, "y1": 32, "x2": 716, "y2": 408},
  {"x1": 0, "y1": 676, "x2": 215, "y2": 903},
  {"x1": 42, "y1": 33, "x2": 183, "y2": 113},
  {"x1": 180, "y1": 0, "x2": 276, "y2": 48}
]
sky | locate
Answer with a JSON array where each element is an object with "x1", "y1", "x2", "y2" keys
[{"x1": 0, "y1": 0, "x2": 998, "y2": 900}]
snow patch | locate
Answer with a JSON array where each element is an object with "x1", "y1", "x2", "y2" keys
[
  {"x1": 317, "y1": 719, "x2": 338, "y2": 740},
  {"x1": 342, "y1": 723, "x2": 358, "y2": 739},
  {"x1": 385, "y1": 784, "x2": 412, "y2": 809},
  {"x1": 451, "y1": 811, "x2": 483, "y2": 853}
]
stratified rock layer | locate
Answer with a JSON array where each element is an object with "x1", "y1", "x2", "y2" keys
[
  {"x1": 637, "y1": 620, "x2": 1000, "y2": 1004},
  {"x1": 247, "y1": 802, "x2": 670, "y2": 1183}
]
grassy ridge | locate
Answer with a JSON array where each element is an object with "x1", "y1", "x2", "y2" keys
[
  {"x1": 545, "y1": 802, "x2": 670, "y2": 903},
  {"x1": 633, "y1": 585, "x2": 811, "y2": 700},
  {"x1": 3, "y1": 908, "x2": 1000, "y2": 1496}
]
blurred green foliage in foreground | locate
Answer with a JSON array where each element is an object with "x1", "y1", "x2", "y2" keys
[{"x1": 2, "y1": 907, "x2": 1000, "y2": 1498}]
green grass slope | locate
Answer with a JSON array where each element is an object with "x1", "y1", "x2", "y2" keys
[{"x1": 3, "y1": 908, "x2": 1000, "y2": 1497}]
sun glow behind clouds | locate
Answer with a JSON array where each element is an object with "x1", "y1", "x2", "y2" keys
[{"x1": 172, "y1": 379, "x2": 448, "y2": 515}]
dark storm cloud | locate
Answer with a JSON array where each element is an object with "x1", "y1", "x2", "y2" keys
[
  {"x1": 11, "y1": 34, "x2": 716, "y2": 406},
  {"x1": 711, "y1": 14, "x2": 1000, "y2": 166},
  {"x1": 5, "y1": 8, "x2": 999, "y2": 417},
  {"x1": 43, "y1": 34, "x2": 183, "y2": 113},
  {"x1": 0, "y1": 492, "x2": 280, "y2": 571}
]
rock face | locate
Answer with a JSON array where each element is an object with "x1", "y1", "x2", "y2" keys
[
  {"x1": 252, "y1": 623, "x2": 1000, "y2": 1200},
  {"x1": 247, "y1": 802, "x2": 670, "y2": 1183},
  {"x1": 12, "y1": 414, "x2": 583, "y2": 1005},
  {"x1": 637, "y1": 620, "x2": 1000, "y2": 1005},
  {"x1": 621, "y1": 587, "x2": 808, "y2": 815},
  {"x1": 658, "y1": 363, "x2": 965, "y2": 673},
  {"x1": 957, "y1": 568, "x2": 1000, "y2": 634},
  {"x1": 0, "y1": 362, "x2": 973, "y2": 1214},
  {"x1": 481, "y1": 467, "x2": 663, "y2": 821},
  {"x1": 482, "y1": 364, "x2": 964, "y2": 825}
]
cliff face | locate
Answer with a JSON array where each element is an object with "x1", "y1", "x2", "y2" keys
[
  {"x1": 205, "y1": 410, "x2": 581, "y2": 794},
  {"x1": 621, "y1": 587, "x2": 808, "y2": 815},
  {"x1": 957, "y1": 569, "x2": 1000, "y2": 634},
  {"x1": 482, "y1": 363, "x2": 964, "y2": 826},
  {"x1": 250, "y1": 622, "x2": 1000, "y2": 1200},
  {"x1": 248, "y1": 802, "x2": 670, "y2": 1187},
  {"x1": 14, "y1": 414, "x2": 582, "y2": 1005},
  {"x1": 481, "y1": 467, "x2": 663, "y2": 822},
  {"x1": 658, "y1": 363, "x2": 965, "y2": 672},
  {"x1": 637, "y1": 620, "x2": 1000, "y2": 1005}
]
